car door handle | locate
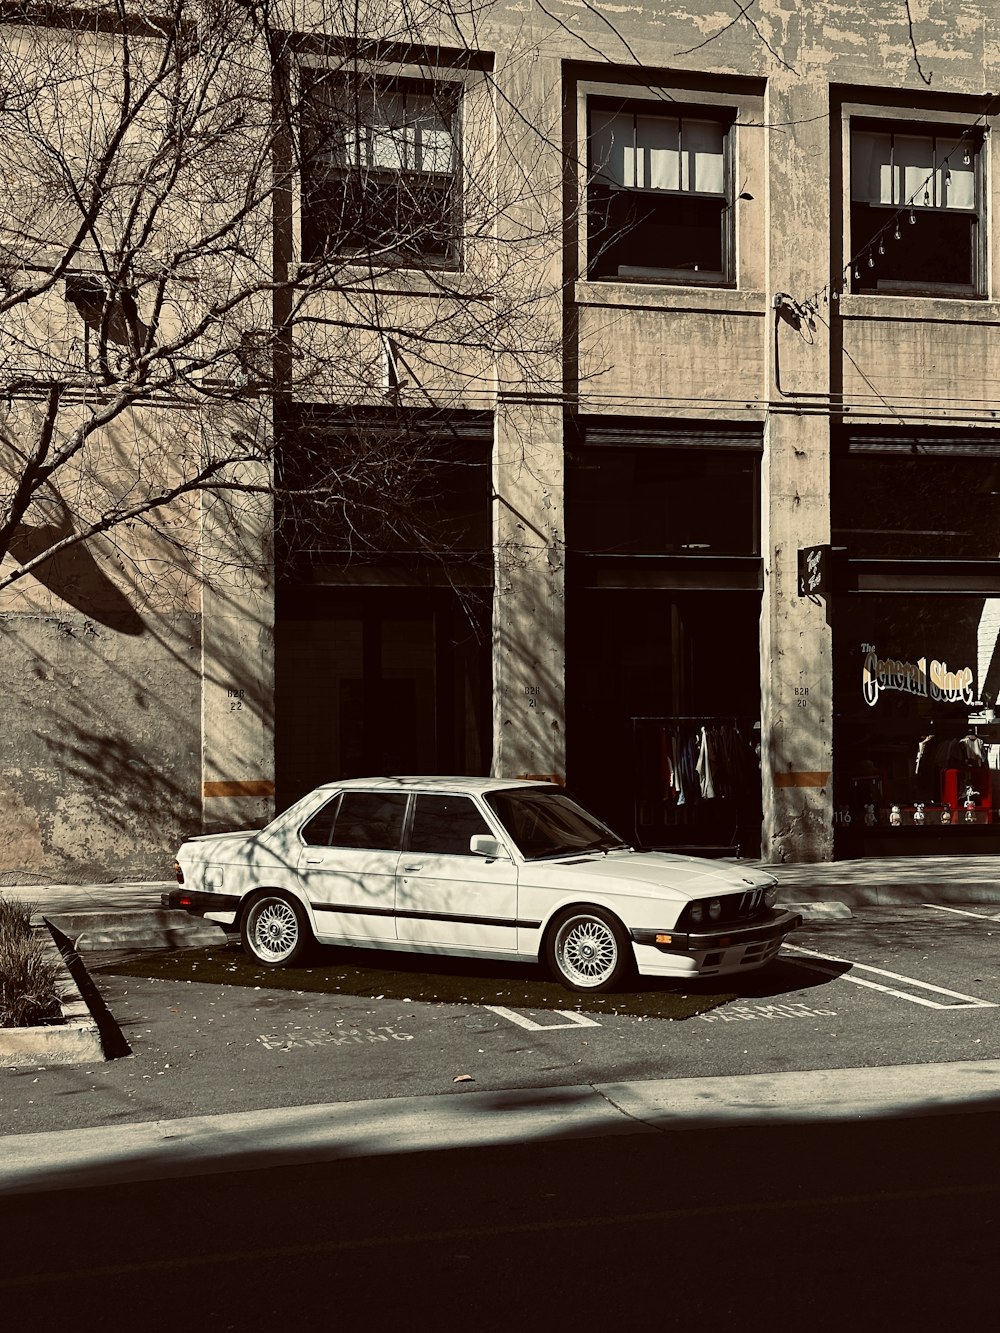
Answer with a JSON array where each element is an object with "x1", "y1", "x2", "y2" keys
[
  {"x1": 402, "y1": 864, "x2": 423, "y2": 873},
  {"x1": 305, "y1": 857, "x2": 322, "y2": 865}
]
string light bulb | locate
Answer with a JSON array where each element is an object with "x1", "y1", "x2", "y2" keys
[
  {"x1": 894, "y1": 221, "x2": 901, "y2": 240},
  {"x1": 867, "y1": 250, "x2": 875, "y2": 268},
  {"x1": 963, "y1": 148, "x2": 972, "y2": 165},
  {"x1": 908, "y1": 208, "x2": 916, "y2": 224},
  {"x1": 853, "y1": 262, "x2": 861, "y2": 280},
  {"x1": 878, "y1": 237, "x2": 885, "y2": 255},
  {"x1": 923, "y1": 188, "x2": 930, "y2": 205}
]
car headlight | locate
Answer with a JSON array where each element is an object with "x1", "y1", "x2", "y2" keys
[
  {"x1": 707, "y1": 897, "x2": 722, "y2": 921},
  {"x1": 689, "y1": 903, "x2": 705, "y2": 925},
  {"x1": 764, "y1": 885, "x2": 778, "y2": 908}
]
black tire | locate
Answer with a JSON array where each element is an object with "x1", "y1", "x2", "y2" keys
[
  {"x1": 240, "y1": 890, "x2": 312, "y2": 967},
  {"x1": 545, "y1": 906, "x2": 633, "y2": 993}
]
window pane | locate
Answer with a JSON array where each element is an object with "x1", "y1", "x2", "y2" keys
[
  {"x1": 301, "y1": 796, "x2": 341, "y2": 846},
  {"x1": 683, "y1": 119, "x2": 725, "y2": 194},
  {"x1": 330, "y1": 791, "x2": 408, "y2": 849},
  {"x1": 937, "y1": 136, "x2": 976, "y2": 209},
  {"x1": 590, "y1": 109, "x2": 635, "y2": 187},
  {"x1": 636, "y1": 115, "x2": 680, "y2": 190},
  {"x1": 850, "y1": 202, "x2": 975, "y2": 291},
  {"x1": 569, "y1": 447, "x2": 758, "y2": 556},
  {"x1": 409, "y1": 794, "x2": 492, "y2": 855},
  {"x1": 833, "y1": 449, "x2": 1000, "y2": 560},
  {"x1": 588, "y1": 187, "x2": 726, "y2": 280},
  {"x1": 894, "y1": 133, "x2": 935, "y2": 206},
  {"x1": 852, "y1": 129, "x2": 894, "y2": 205},
  {"x1": 409, "y1": 94, "x2": 454, "y2": 173}
]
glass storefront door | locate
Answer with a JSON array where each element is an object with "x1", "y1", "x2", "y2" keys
[{"x1": 834, "y1": 594, "x2": 1000, "y2": 853}]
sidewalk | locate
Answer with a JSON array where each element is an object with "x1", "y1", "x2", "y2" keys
[{"x1": 4, "y1": 1060, "x2": 1000, "y2": 1196}]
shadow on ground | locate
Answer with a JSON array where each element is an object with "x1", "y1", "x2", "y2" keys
[{"x1": 94, "y1": 941, "x2": 844, "y2": 1020}]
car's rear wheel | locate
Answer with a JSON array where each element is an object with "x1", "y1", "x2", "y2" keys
[
  {"x1": 241, "y1": 891, "x2": 312, "y2": 967},
  {"x1": 545, "y1": 906, "x2": 633, "y2": 992}
]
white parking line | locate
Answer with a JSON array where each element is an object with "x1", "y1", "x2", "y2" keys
[
  {"x1": 924, "y1": 904, "x2": 1000, "y2": 922},
  {"x1": 784, "y1": 944, "x2": 997, "y2": 1009},
  {"x1": 485, "y1": 1006, "x2": 601, "y2": 1031}
]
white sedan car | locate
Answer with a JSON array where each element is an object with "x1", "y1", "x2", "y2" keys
[{"x1": 165, "y1": 777, "x2": 801, "y2": 993}]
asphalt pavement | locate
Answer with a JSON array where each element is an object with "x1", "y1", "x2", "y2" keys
[{"x1": 4, "y1": 858, "x2": 1000, "y2": 1203}]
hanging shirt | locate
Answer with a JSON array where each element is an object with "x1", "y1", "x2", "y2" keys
[{"x1": 696, "y1": 726, "x2": 716, "y2": 799}]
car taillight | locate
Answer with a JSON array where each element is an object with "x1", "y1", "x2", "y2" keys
[{"x1": 172, "y1": 859, "x2": 184, "y2": 885}]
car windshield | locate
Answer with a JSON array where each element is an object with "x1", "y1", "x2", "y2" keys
[{"x1": 484, "y1": 788, "x2": 629, "y2": 860}]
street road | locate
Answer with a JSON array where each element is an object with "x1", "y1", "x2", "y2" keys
[
  {"x1": 2, "y1": 1103, "x2": 998, "y2": 1333},
  {"x1": 3, "y1": 905, "x2": 1000, "y2": 1133}
]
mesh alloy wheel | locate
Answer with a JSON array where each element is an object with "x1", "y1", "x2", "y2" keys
[
  {"x1": 547, "y1": 907, "x2": 632, "y2": 992},
  {"x1": 241, "y1": 891, "x2": 312, "y2": 967}
]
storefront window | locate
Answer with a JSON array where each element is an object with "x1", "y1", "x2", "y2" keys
[
  {"x1": 834, "y1": 594, "x2": 1000, "y2": 849},
  {"x1": 832, "y1": 443, "x2": 1000, "y2": 560}
]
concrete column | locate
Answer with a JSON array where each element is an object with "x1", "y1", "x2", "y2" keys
[
  {"x1": 759, "y1": 75, "x2": 835, "y2": 862},
  {"x1": 760, "y1": 414, "x2": 834, "y2": 862},
  {"x1": 491, "y1": 398, "x2": 566, "y2": 782},
  {"x1": 200, "y1": 437, "x2": 275, "y2": 833}
]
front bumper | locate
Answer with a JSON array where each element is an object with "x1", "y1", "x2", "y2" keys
[{"x1": 630, "y1": 908, "x2": 803, "y2": 977}]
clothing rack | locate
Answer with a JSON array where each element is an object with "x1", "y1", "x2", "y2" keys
[{"x1": 629, "y1": 715, "x2": 761, "y2": 855}]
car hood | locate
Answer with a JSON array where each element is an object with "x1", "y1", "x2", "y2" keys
[{"x1": 526, "y1": 849, "x2": 778, "y2": 902}]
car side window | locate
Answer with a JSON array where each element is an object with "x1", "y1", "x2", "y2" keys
[
  {"x1": 329, "y1": 791, "x2": 408, "y2": 850},
  {"x1": 300, "y1": 796, "x2": 341, "y2": 846},
  {"x1": 408, "y1": 794, "x2": 493, "y2": 856}
]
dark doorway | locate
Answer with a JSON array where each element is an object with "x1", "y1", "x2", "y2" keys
[{"x1": 567, "y1": 588, "x2": 762, "y2": 854}]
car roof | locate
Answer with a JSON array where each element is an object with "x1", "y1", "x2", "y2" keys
[{"x1": 310, "y1": 776, "x2": 557, "y2": 796}]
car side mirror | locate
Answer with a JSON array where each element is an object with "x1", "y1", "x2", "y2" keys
[{"x1": 470, "y1": 835, "x2": 506, "y2": 860}]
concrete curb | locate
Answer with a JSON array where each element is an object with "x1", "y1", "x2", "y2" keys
[
  {"x1": 785, "y1": 901, "x2": 854, "y2": 922},
  {"x1": 45, "y1": 909, "x2": 229, "y2": 952},
  {"x1": 4, "y1": 1058, "x2": 1000, "y2": 1195},
  {"x1": 776, "y1": 882, "x2": 1000, "y2": 907},
  {"x1": 0, "y1": 928, "x2": 103, "y2": 1068}
]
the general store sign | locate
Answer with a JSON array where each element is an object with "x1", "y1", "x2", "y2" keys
[{"x1": 862, "y1": 649, "x2": 975, "y2": 707}]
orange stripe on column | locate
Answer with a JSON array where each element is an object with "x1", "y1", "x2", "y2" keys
[
  {"x1": 772, "y1": 772, "x2": 830, "y2": 788},
  {"x1": 203, "y1": 780, "x2": 275, "y2": 798}
]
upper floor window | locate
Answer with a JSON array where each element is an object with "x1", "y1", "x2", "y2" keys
[
  {"x1": 586, "y1": 101, "x2": 733, "y2": 285},
  {"x1": 850, "y1": 123, "x2": 984, "y2": 297},
  {"x1": 299, "y1": 68, "x2": 461, "y2": 267}
]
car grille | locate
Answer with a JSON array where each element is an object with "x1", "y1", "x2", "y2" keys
[{"x1": 679, "y1": 887, "x2": 771, "y2": 929}]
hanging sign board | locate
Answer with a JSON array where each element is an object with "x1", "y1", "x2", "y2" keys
[{"x1": 798, "y1": 545, "x2": 830, "y2": 597}]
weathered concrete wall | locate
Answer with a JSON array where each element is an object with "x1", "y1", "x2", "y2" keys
[{"x1": 0, "y1": 609, "x2": 201, "y2": 885}]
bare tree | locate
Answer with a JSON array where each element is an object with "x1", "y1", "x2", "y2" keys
[{"x1": 0, "y1": 0, "x2": 567, "y2": 607}]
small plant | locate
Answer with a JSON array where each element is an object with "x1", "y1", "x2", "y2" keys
[{"x1": 0, "y1": 896, "x2": 61, "y2": 1028}]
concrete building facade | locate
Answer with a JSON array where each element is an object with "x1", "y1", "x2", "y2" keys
[{"x1": 4, "y1": 1, "x2": 1000, "y2": 883}]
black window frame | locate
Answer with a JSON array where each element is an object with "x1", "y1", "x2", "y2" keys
[
  {"x1": 299, "y1": 66, "x2": 463, "y2": 269},
  {"x1": 849, "y1": 118, "x2": 986, "y2": 298},
  {"x1": 585, "y1": 97, "x2": 735, "y2": 287}
]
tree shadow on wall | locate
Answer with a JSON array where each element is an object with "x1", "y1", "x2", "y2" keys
[
  {"x1": 41, "y1": 725, "x2": 199, "y2": 846},
  {"x1": 8, "y1": 498, "x2": 145, "y2": 635}
]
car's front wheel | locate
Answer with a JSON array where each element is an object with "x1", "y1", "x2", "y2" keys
[
  {"x1": 241, "y1": 891, "x2": 312, "y2": 967},
  {"x1": 545, "y1": 906, "x2": 633, "y2": 993}
]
